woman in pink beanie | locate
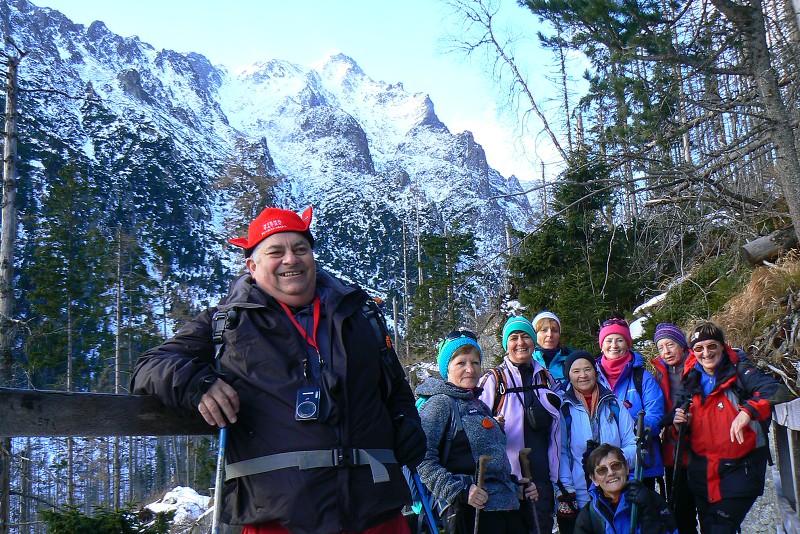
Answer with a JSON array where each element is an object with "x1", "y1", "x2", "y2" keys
[{"x1": 596, "y1": 318, "x2": 666, "y2": 491}]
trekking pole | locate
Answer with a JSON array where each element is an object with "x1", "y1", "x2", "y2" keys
[
  {"x1": 473, "y1": 455, "x2": 492, "y2": 534},
  {"x1": 210, "y1": 309, "x2": 235, "y2": 534},
  {"x1": 669, "y1": 398, "x2": 691, "y2": 511},
  {"x1": 519, "y1": 448, "x2": 542, "y2": 534},
  {"x1": 411, "y1": 471, "x2": 438, "y2": 534},
  {"x1": 630, "y1": 410, "x2": 646, "y2": 534}
]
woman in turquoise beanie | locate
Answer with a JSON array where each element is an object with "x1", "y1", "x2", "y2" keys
[
  {"x1": 479, "y1": 317, "x2": 562, "y2": 534},
  {"x1": 416, "y1": 328, "x2": 534, "y2": 533}
]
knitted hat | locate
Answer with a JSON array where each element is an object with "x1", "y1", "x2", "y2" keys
[
  {"x1": 502, "y1": 316, "x2": 536, "y2": 350},
  {"x1": 654, "y1": 323, "x2": 688, "y2": 349},
  {"x1": 438, "y1": 329, "x2": 483, "y2": 380},
  {"x1": 564, "y1": 350, "x2": 596, "y2": 374},
  {"x1": 598, "y1": 318, "x2": 633, "y2": 347},
  {"x1": 532, "y1": 311, "x2": 561, "y2": 331},
  {"x1": 229, "y1": 206, "x2": 314, "y2": 257}
]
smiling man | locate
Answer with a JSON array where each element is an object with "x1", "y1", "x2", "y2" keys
[{"x1": 132, "y1": 206, "x2": 425, "y2": 534}]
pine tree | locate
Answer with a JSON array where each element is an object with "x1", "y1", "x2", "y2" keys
[{"x1": 508, "y1": 149, "x2": 652, "y2": 348}]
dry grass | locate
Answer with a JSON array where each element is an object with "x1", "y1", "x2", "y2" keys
[{"x1": 707, "y1": 251, "x2": 800, "y2": 347}]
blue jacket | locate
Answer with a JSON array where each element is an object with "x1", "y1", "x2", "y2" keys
[
  {"x1": 559, "y1": 385, "x2": 637, "y2": 507},
  {"x1": 596, "y1": 351, "x2": 665, "y2": 478},
  {"x1": 533, "y1": 345, "x2": 573, "y2": 391},
  {"x1": 575, "y1": 481, "x2": 677, "y2": 534},
  {"x1": 415, "y1": 378, "x2": 520, "y2": 512}
]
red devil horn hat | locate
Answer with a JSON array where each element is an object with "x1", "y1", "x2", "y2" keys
[{"x1": 229, "y1": 206, "x2": 314, "y2": 256}]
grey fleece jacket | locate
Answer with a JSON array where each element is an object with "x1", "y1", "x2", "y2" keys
[{"x1": 415, "y1": 377, "x2": 520, "y2": 511}]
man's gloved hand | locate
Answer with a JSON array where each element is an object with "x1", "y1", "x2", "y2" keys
[
  {"x1": 556, "y1": 491, "x2": 579, "y2": 519},
  {"x1": 393, "y1": 415, "x2": 426, "y2": 469}
]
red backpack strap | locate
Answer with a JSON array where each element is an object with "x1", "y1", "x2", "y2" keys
[{"x1": 488, "y1": 367, "x2": 508, "y2": 414}]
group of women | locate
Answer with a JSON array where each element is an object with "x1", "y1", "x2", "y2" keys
[{"x1": 414, "y1": 313, "x2": 790, "y2": 534}]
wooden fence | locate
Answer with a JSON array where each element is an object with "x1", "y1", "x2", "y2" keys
[{"x1": 773, "y1": 396, "x2": 800, "y2": 534}]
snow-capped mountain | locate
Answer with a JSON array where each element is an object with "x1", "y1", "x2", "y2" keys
[{"x1": 4, "y1": 0, "x2": 535, "y2": 303}]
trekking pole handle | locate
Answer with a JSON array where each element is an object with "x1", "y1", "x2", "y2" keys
[{"x1": 474, "y1": 455, "x2": 492, "y2": 534}]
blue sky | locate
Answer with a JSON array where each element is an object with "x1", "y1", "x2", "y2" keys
[{"x1": 32, "y1": 0, "x2": 553, "y2": 183}]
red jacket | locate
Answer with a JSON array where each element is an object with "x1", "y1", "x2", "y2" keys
[
  {"x1": 680, "y1": 346, "x2": 789, "y2": 503},
  {"x1": 650, "y1": 356, "x2": 687, "y2": 469}
]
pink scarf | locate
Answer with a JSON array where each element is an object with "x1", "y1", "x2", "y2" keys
[{"x1": 601, "y1": 352, "x2": 632, "y2": 389}]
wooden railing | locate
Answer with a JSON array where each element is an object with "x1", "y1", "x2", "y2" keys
[
  {"x1": 772, "y1": 396, "x2": 800, "y2": 534},
  {"x1": 0, "y1": 388, "x2": 213, "y2": 437}
]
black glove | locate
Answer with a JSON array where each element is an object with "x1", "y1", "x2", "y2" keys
[
  {"x1": 393, "y1": 415, "x2": 426, "y2": 469},
  {"x1": 626, "y1": 480, "x2": 677, "y2": 533},
  {"x1": 556, "y1": 491, "x2": 579, "y2": 519},
  {"x1": 625, "y1": 479, "x2": 656, "y2": 508}
]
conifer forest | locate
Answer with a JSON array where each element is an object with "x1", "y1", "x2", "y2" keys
[{"x1": 2, "y1": 0, "x2": 800, "y2": 531}]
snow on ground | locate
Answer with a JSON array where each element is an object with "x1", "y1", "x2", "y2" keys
[{"x1": 145, "y1": 486, "x2": 209, "y2": 528}]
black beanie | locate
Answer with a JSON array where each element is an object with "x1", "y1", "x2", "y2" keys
[{"x1": 564, "y1": 350, "x2": 596, "y2": 374}]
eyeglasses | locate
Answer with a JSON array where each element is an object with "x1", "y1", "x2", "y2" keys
[
  {"x1": 594, "y1": 460, "x2": 625, "y2": 477},
  {"x1": 438, "y1": 329, "x2": 478, "y2": 351},
  {"x1": 602, "y1": 318, "x2": 628, "y2": 327}
]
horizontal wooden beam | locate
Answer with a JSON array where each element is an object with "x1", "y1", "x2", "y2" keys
[{"x1": 0, "y1": 388, "x2": 215, "y2": 437}]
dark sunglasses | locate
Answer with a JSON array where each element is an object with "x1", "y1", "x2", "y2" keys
[
  {"x1": 439, "y1": 329, "x2": 478, "y2": 351},
  {"x1": 594, "y1": 460, "x2": 625, "y2": 477},
  {"x1": 601, "y1": 318, "x2": 628, "y2": 328}
]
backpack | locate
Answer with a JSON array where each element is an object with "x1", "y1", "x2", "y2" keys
[
  {"x1": 404, "y1": 395, "x2": 463, "y2": 533},
  {"x1": 486, "y1": 364, "x2": 549, "y2": 415}
]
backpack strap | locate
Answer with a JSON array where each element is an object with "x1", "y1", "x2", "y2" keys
[
  {"x1": 362, "y1": 298, "x2": 399, "y2": 401},
  {"x1": 211, "y1": 307, "x2": 239, "y2": 361},
  {"x1": 561, "y1": 403, "x2": 573, "y2": 468},
  {"x1": 632, "y1": 367, "x2": 644, "y2": 403},
  {"x1": 439, "y1": 396, "x2": 463, "y2": 466},
  {"x1": 488, "y1": 368, "x2": 508, "y2": 415}
]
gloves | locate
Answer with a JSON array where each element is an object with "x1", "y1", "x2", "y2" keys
[
  {"x1": 626, "y1": 480, "x2": 677, "y2": 533},
  {"x1": 556, "y1": 491, "x2": 579, "y2": 519},
  {"x1": 625, "y1": 479, "x2": 656, "y2": 508},
  {"x1": 393, "y1": 415, "x2": 426, "y2": 469}
]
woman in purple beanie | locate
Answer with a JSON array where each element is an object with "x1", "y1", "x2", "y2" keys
[
  {"x1": 596, "y1": 318, "x2": 665, "y2": 491},
  {"x1": 650, "y1": 323, "x2": 697, "y2": 534}
]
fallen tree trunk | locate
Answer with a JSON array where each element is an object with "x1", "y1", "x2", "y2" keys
[{"x1": 740, "y1": 226, "x2": 798, "y2": 266}]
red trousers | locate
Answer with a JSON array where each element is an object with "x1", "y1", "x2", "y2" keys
[{"x1": 242, "y1": 513, "x2": 410, "y2": 534}]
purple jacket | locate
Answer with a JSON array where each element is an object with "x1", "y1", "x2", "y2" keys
[{"x1": 478, "y1": 356, "x2": 561, "y2": 481}]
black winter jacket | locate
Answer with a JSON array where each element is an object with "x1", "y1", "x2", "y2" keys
[{"x1": 132, "y1": 271, "x2": 418, "y2": 533}]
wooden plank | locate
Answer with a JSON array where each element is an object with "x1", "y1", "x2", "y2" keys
[
  {"x1": 0, "y1": 388, "x2": 215, "y2": 437},
  {"x1": 775, "y1": 397, "x2": 800, "y2": 432}
]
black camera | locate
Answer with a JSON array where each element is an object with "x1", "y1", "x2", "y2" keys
[{"x1": 295, "y1": 386, "x2": 320, "y2": 421}]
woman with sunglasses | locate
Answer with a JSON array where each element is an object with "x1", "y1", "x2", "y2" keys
[
  {"x1": 576, "y1": 444, "x2": 677, "y2": 534},
  {"x1": 671, "y1": 322, "x2": 790, "y2": 534},
  {"x1": 596, "y1": 317, "x2": 665, "y2": 491},
  {"x1": 416, "y1": 329, "x2": 534, "y2": 534},
  {"x1": 558, "y1": 351, "x2": 636, "y2": 534},
  {"x1": 478, "y1": 316, "x2": 562, "y2": 534}
]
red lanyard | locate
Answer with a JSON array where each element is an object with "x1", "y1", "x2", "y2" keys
[{"x1": 279, "y1": 295, "x2": 321, "y2": 353}]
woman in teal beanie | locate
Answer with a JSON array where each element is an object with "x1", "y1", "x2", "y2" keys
[
  {"x1": 479, "y1": 317, "x2": 562, "y2": 534},
  {"x1": 417, "y1": 328, "x2": 534, "y2": 533}
]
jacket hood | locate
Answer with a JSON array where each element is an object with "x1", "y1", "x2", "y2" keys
[{"x1": 415, "y1": 377, "x2": 478, "y2": 400}]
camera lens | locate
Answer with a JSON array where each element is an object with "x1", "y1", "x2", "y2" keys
[{"x1": 297, "y1": 400, "x2": 318, "y2": 419}]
